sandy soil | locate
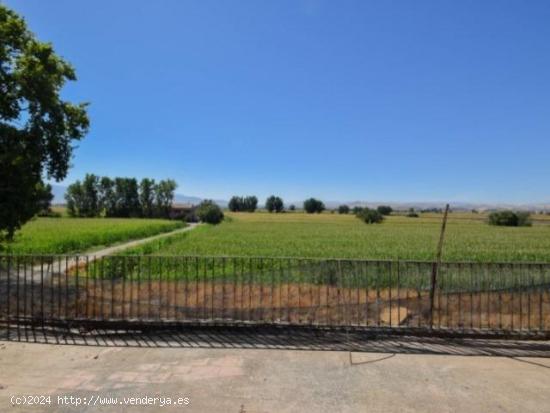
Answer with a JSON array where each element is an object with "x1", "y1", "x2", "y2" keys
[{"x1": 4, "y1": 279, "x2": 549, "y2": 331}]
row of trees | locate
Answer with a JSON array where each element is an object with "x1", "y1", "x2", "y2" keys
[
  {"x1": 65, "y1": 174, "x2": 177, "y2": 218},
  {"x1": 226, "y1": 198, "x2": 398, "y2": 215},
  {"x1": 229, "y1": 195, "x2": 295, "y2": 213},
  {"x1": 338, "y1": 205, "x2": 393, "y2": 216},
  {"x1": 228, "y1": 196, "x2": 258, "y2": 212}
]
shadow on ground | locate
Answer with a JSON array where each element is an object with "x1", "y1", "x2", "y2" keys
[{"x1": 1, "y1": 324, "x2": 549, "y2": 358}]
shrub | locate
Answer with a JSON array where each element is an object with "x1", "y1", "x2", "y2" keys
[
  {"x1": 488, "y1": 211, "x2": 531, "y2": 227},
  {"x1": 196, "y1": 200, "x2": 224, "y2": 224},
  {"x1": 352, "y1": 206, "x2": 363, "y2": 215},
  {"x1": 265, "y1": 195, "x2": 284, "y2": 213},
  {"x1": 289, "y1": 204, "x2": 296, "y2": 211},
  {"x1": 356, "y1": 208, "x2": 384, "y2": 224},
  {"x1": 407, "y1": 208, "x2": 419, "y2": 218},
  {"x1": 421, "y1": 208, "x2": 442, "y2": 213},
  {"x1": 338, "y1": 205, "x2": 350, "y2": 214},
  {"x1": 517, "y1": 212, "x2": 532, "y2": 226},
  {"x1": 303, "y1": 198, "x2": 325, "y2": 214},
  {"x1": 37, "y1": 209, "x2": 62, "y2": 218},
  {"x1": 377, "y1": 205, "x2": 393, "y2": 216}
]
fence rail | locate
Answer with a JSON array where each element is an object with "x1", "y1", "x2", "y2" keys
[{"x1": 1, "y1": 255, "x2": 549, "y2": 337}]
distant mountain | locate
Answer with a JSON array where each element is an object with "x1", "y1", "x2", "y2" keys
[
  {"x1": 49, "y1": 184, "x2": 548, "y2": 211},
  {"x1": 288, "y1": 200, "x2": 550, "y2": 212},
  {"x1": 173, "y1": 194, "x2": 203, "y2": 205},
  {"x1": 174, "y1": 194, "x2": 228, "y2": 208}
]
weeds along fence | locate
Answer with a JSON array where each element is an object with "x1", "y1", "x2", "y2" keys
[{"x1": 0, "y1": 255, "x2": 549, "y2": 337}]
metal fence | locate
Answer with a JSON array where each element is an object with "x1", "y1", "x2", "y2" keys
[{"x1": 1, "y1": 255, "x2": 549, "y2": 337}]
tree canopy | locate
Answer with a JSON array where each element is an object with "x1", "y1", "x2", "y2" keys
[
  {"x1": 377, "y1": 205, "x2": 393, "y2": 216},
  {"x1": 303, "y1": 198, "x2": 325, "y2": 214},
  {"x1": 356, "y1": 208, "x2": 384, "y2": 224},
  {"x1": 196, "y1": 200, "x2": 224, "y2": 224},
  {"x1": 265, "y1": 195, "x2": 284, "y2": 213},
  {"x1": 338, "y1": 205, "x2": 350, "y2": 214},
  {"x1": 0, "y1": 5, "x2": 89, "y2": 239},
  {"x1": 66, "y1": 175, "x2": 177, "y2": 219},
  {"x1": 228, "y1": 195, "x2": 258, "y2": 212},
  {"x1": 488, "y1": 211, "x2": 531, "y2": 227}
]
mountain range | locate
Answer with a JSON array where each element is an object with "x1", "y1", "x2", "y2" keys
[{"x1": 50, "y1": 185, "x2": 549, "y2": 212}]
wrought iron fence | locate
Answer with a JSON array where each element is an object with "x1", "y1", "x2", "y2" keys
[{"x1": 0, "y1": 255, "x2": 549, "y2": 337}]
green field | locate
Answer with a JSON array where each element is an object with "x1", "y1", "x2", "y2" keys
[
  {"x1": 123, "y1": 212, "x2": 550, "y2": 262},
  {"x1": 2, "y1": 217, "x2": 185, "y2": 255}
]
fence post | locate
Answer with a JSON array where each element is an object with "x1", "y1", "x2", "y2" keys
[{"x1": 429, "y1": 204, "x2": 449, "y2": 328}]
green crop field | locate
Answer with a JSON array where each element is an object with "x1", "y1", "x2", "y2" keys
[
  {"x1": 1, "y1": 217, "x2": 185, "y2": 255},
  {"x1": 122, "y1": 212, "x2": 550, "y2": 263}
]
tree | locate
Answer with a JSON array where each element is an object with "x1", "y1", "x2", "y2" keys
[
  {"x1": 65, "y1": 181, "x2": 84, "y2": 217},
  {"x1": 154, "y1": 179, "x2": 177, "y2": 218},
  {"x1": 0, "y1": 5, "x2": 89, "y2": 239},
  {"x1": 36, "y1": 183, "x2": 54, "y2": 215},
  {"x1": 99, "y1": 177, "x2": 116, "y2": 217},
  {"x1": 196, "y1": 200, "x2": 224, "y2": 224},
  {"x1": 289, "y1": 204, "x2": 296, "y2": 211},
  {"x1": 407, "y1": 208, "x2": 419, "y2": 218},
  {"x1": 377, "y1": 205, "x2": 393, "y2": 216},
  {"x1": 338, "y1": 205, "x2": 350, "y2": 214},
  {"x1": 265, "y1": 195, "x2": 284, "y2": 213},
  {"x1": 228, "y1": 196, "x2": 242, "y2": 212},
  {"x1": 139, "y1": 178, "x2": 156, "y2": 218},
  {"x1": 356, "y1": 208, "x2": 384, "y2": 224},
  {"x1": 65, "y1": 174, "x2": 100, "y2": 217},
  {"x1": 303, "y1": 198, "x2": 325, "y2": 214},
  {"x1": 352, "y1": 206, "x2": 363, "y2": 215},
  {"x1": 488, "y1": 211, "x2": 531, "y2": 227},
  {"x1": 228, "y1": 195, "x2": 258, "y2": 212},
  {"x1": 243, "y1": 196, "x2": 258, "y2": 212},
  {"x1": 81, "y1": 173, "x2": 100, "y2": 217},
  {"x1": 113, "y1": 178, "x2": 140, "y2": 217}
]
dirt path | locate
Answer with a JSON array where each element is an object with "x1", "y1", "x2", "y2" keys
[
  {"x1": 4, "y1": 223, "x2": 199, "y2": 283},
  {"x1": 82, "y1": 222, "x2": 199, "y2": 259}
]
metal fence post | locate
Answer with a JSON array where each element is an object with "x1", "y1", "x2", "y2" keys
[{"x1": 429, "y1": 204, "x2": 449, "y2": 328}]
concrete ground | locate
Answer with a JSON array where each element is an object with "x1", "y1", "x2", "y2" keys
[{"x1": 0, "y1": 330, "x2": 549, "y2": 413}]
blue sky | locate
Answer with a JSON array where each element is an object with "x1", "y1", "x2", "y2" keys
[{"x1": 6, "y1": 0, "x2": 550, "y2": 203}]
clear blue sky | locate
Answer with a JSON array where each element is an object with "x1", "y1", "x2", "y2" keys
[{"x1": 6, "y1": 0, "x2": 550, "y2": 203}]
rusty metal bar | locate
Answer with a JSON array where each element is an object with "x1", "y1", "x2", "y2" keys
[{"x1": 429, "y1": 204, "x2": 450, "y2": 328}]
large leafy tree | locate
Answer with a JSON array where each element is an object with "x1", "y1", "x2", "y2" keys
[
  {"x1": 65, "y1": 174, "x2": 100, "y2": 217},
  {"x1": 265, "y1": 195, "x2": 284, "y2": 213},
  {"x1": 114, "y1": 178, "x2": 140, "y2": 218},
  {"x1": 139, "y1": 178, "x2": 156, "y2": 218},
  {"x1": 0, "y1": 5, "x2": 89, "y2": 240},
  {"x1": 99, "y1": 176, "x2": 116, "y2": 217},
  {"x1": 303, "y1": 198, "x2": 325, "y2": 214},
  {"x1": 227, "y1": 195, "x2": 258, "y2": 212},
  {"x1": 228, "y1": 196, "x2": 242, "y2": 212},
  {"x1": 155, "y1": 179, "x2": 177, "y2": 218}
]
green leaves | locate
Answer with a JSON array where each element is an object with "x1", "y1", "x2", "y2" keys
[
  {"x1": 0, "y1": 4, "x2": 89, "y2": 239},
  {"x1": 303, "y1": 198, "x2": 325, "y2": 214},
  {"x1": 265, "y1": 195, "x2": 284, "y2": 213}
]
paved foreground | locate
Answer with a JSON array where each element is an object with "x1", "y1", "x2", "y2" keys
[{"x1": 0, "y1": 335, "x2": 549, "y2": 413}]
